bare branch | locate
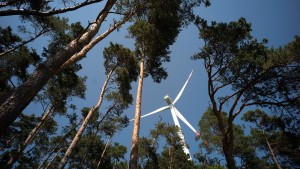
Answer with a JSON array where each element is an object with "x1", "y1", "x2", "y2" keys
[
  {"x1": 0, "y1": 0, "x2": 103, "y2": 16},
  {"x1": 0, "y1": 27, "x2": 50, "y2": 57},
  {"x1": 245, "y1": 99, "x2": 296, "y2": 107}
]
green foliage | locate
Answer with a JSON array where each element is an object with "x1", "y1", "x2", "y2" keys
[
  {"x1": 45, "y1": 67, "x2": 87, "y2": 113},
  {"x1": 193, "y1": 18, "x2": 299, "y2": 114},
  {"x1": 0, "y1": 26, "x2": 22, "y2": 52},
  {"x1": 138, "y1": 121, "x2": 197, "y2": 169},
  {"x1": 10, "y1": 0, "x2": 50, "y2": 11},
  {"x1": 205, "y1": 165, "x2": 227, "y2": 169},
  {"x1": 109, "y1": 142, "x2": 127, "y2": 164},
  {"x1": 138, "y1": 137, "x2": 159, "y2": 169},
  {"x1": 103, "y1": 42, "x2": 139, "y2": 108},
  {"x1": 38, "y1": 21, "x2": 87, "y2": 113},
  {"x1": 196, "y1": 108, "x2": 274, "y2": 168},
  {"x1": 128, "y1": 0, "x2": 199, "y2": 83},
  {"x1": 0, "y1": 114, "x2": 57, "y2": 168},
  {"x1": 0, "y1": 26, "x2": 41, "y2": 96},
  {"x1": 242, "y1": 109, "x2": 300, "y2": 168},
  {"x1": 192, "y1": 17, "x2": 299, "y2": 168},
  {"x1": 196, "y1": 108, "x2": 226, "y2": 153},
  {"x1": 98, "y1": 111, "x2": 129, "y2": 137},
  {"x1": 81, "y1": 107, "x2": 99, "y2": 123}
]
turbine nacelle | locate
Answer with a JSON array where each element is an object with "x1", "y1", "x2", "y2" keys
[{"x1": 164, "y1": 95, "x2": 173, "y2": 105}]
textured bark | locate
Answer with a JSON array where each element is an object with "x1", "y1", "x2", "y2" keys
[
  {"x1": 6, "y1": 106, "x2": 53, "y2": 168},
  {"x1": 129, "y1": 46, "x2": 145, "y2": 169},
  {"x1": 0, "y1": 0, "x2": 116, "y2": 136},
  {"x1": 59, "y1": 9, "x2": 134, "y2": 71},
  {"x1": 58, "y1": 70, "x2": 112, "y2": 169}
]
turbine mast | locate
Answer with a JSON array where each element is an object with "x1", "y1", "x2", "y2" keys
[{"x1": 164, "y1": 95, "x2": 192, "y2": 160}]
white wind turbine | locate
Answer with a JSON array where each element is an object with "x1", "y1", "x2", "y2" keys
[{"x1": 131, "y1": 70, "x2": 200, "y2": 160}]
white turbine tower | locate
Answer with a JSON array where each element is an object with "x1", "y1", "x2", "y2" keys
[{"x1": 131, "y1": 70, "x2": 200, "y2": 160}]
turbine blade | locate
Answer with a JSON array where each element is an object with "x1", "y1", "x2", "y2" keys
[
  {"x1": 173, "y1": 70, "x2": 193, "y2": 104},
  {"x1": 129, "y1": 106, "x2": 169, "y2": 121},
  {"x1": 173, "y1": 109, "x2": 210, "y2": 146},
  {"x1": 174, "y1": 107, "x2": 199, "y2": 136}
]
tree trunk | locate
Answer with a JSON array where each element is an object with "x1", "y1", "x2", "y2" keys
[
  {"x1": 6, "y1": 105, "x2": 53, "y2": 168},
  {"x1": 96, "y1": 136, "x2": 112, "y2": 168},
  {"x1": 58, "y1": 70, "x2": 113, "y2": 169},
  {"x1": 265, "y1": 135, "x2": 282, "y2": 169},
  {"x1": 222, "y1": 132, "x2": 236, "y2": 169},
  {"x1": 129, "y1": 45, "x2": 145, "y2": 169},
  {"x1": 45, "y1": 146, "x2": 65, "y2": 169},
  {"x1": 0, "y1": 0, "x2": 117, "y2": 135}
]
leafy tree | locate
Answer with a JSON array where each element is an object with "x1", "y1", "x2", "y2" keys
[
  {"x1": 58, "y1": 42, "x2": 138, "y2": 169},
  {"x1": 0, "y1": 26, "x2": 41, "y2": 97},
  {"x1": 0, "y1": 0, "x2": 137, "y2": 134},
  {"x1": 196, "y1": 108, "x2": 274, "y2": 169},
  {"x1": 2, "y1": 23, "x2": 87, "y2": 168},
  {"x1": 0, "y1": 113, "x2": 57, "y2": 168},
  {"x1": 192, "y1": 18, "x2": 300, "y2": 168},
  {"x1": 0, "y1": 19, "x2": 87, "y2": 168},
  {"x1": 242, "y1": 109, "x2": 300, "y2": 169},
  {"x1": 156, "y1": 124, "x2": 196, "y2": 169},
  {"x1": 137, "y1": 121, "x2": 197, "y2": 169}
]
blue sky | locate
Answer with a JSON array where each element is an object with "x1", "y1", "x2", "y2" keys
[{"x1": 1, "y1": 0, "x2": 300, "y2": 163}]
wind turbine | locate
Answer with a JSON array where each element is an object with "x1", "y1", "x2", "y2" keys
[{"x1": 131, "y1": 70, "x2": 200, "y2": 160}]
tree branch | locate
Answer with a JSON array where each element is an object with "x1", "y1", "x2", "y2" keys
[
  {"x1": 0, "y1": 27, "x2": 50, "y2": 57},
  {"x1": 0, "y1": 0, "x2": 103, "y2": 16},
  {"x1": 58, "y1": 8, "x2": 135, "y2": 71}
]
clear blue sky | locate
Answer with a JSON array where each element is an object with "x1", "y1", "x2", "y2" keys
[{"x1": 1, "y1": 0, "x2": 300, "y2": 163}]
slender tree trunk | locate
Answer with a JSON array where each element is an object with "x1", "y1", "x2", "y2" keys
[
  {"x1": 97, "y1": 136, "x2": 112, "y2": 168},
  {"x1": 264, "y1": 134, "x2": 282, "y2": 169},
  {"x1": 6, "y1": 105, "x2": 54, "y2": 168},
  {"x1": 58, "y1": 70, "x2": 113, "y2": 169},
  {"x1": 38, "y1": 121, "x2": 81, "y2": 169},
  {"x1": 0, "y1": 0, "x2": 117, "y2": 135},
  {"x1": 129, "y1": 45, "x2": 145, "y2": 169},
  {"x1": 45, "y1": 146, "x2": 65, "y2": 169}
]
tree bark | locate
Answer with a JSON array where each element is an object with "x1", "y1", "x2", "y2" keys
[
  {"x1": 58, "y1": 70, "x2": 113, "y2": 169},
  {"x1": 222, "y1": 134, "x2": 236, "y2": 169},
  {"x1": 0, "y1": 0, "x2": 116, "y2": 136},
  {"x1": 6, "y1": 105, "x2": 53, "y2": 168},
  {"x1": 129, "y1": 45, "x2": 145, "y2": 169}
]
